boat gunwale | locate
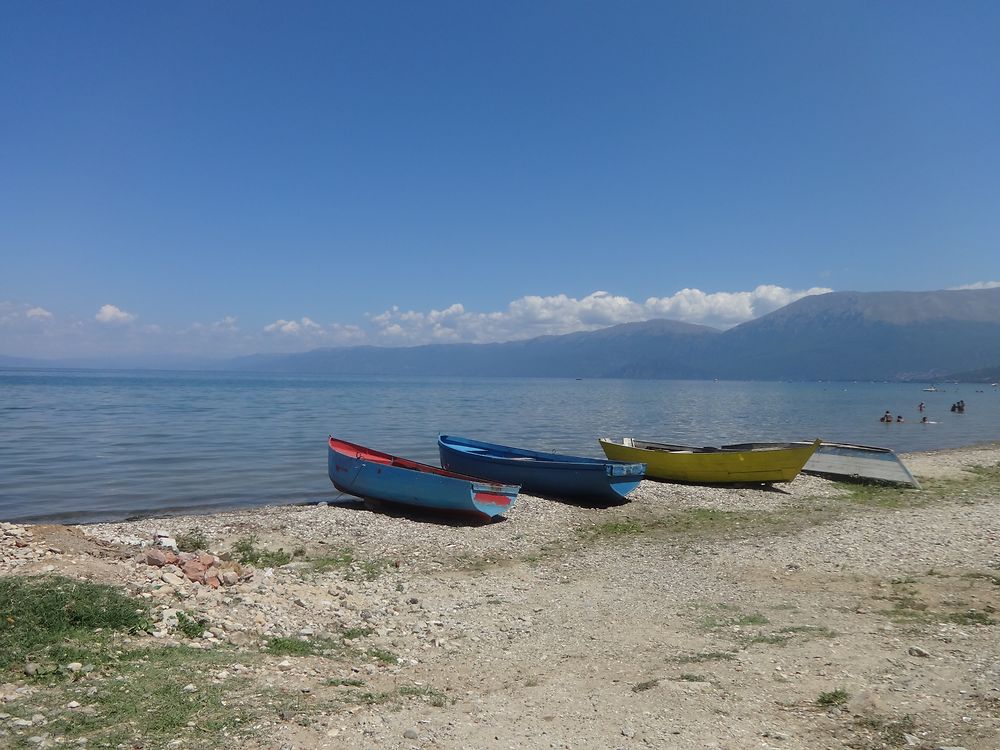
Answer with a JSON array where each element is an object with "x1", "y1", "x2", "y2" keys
[
  {"x1": 439, "y1": 434, "x2": 645, "y2": 474},
  {"x1": 329, "y1": 436, "x2": 519, "y2": 491}
]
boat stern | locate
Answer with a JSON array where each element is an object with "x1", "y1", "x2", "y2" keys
[
  {"x1": 605, "y1": 461, "x2": 646, "y2": 498},
  {"x1": 469, "y1": 481, "x2": 520, "y2": 519}
]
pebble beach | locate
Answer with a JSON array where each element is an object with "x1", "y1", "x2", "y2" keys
[{"x1": 2, "y1": 444, "x2": 999, "y2": 750}]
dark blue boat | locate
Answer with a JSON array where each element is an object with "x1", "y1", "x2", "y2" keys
[
  {"x1": 437, "y1": 434, "x2": 646, "y2": 503},
  {"x1": 328, "y1": 437, "x2": 519, "y2": 520}
]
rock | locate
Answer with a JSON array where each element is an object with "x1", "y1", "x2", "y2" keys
[
  {"x1": 408, "y1": 597, "x2": 419, "y2": 605},
  {"x1": 182, "y1": 683, "x2": 198, "y2": 693},
  {"x1": 908, "y1": 646, "x2": 931, "y2": 657},
  {"x1": 157, "y1": 536, "x2": 179, "y2": 552},
  {"x1": 24, "y1": 662, "x2": 40, "y2": 676},
  {"x1": 403, "y1": 728, "x2": 419, "y2": 739},
  {"x1": 222, "y1": 571, "x2": 239, "y2": 586},
  {"x1": 277, "y1": 660, "x2": 293, "y2": 671},
  {"x1": 65, "y1": 701, "x2": 80, "y2": 709},
  {"x1": 229, "y1": 631, "x2": 251, "y2": 647},
  {"x1": 65, "y1": 662, "x2": 83, "y2": 672},
  {"x1": 182, "y1": 561, "x2": 206, "y2": 582},
  {"x1": 161, "y1": 572, "x2": 186, "y2": 587},
  {"x1": 143, "y1": 549, "x2": 168, "y2": 567}
]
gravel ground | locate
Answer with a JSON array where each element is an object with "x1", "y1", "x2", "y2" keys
[{"x1": 2, "y1": 444, "x2": 998, "y2": 750}]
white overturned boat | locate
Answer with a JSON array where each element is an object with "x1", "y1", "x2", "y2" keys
[{"x1": 719, "y1": 441, "x2": 920, "y2": 488}]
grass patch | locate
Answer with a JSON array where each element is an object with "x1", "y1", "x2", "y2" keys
[
  {"x1": 341, "y1": 626, "x2": 374, "y2": 640},
  {"x1": 855, "y1": 714, "x2": 917, "y2": 746},
  {"x1": 961, "y1": 571, "x2": 1000, "y2": 586},
  {"x1": 366, "y1": 646, "x2": 399, "y2": 664},
  {"x1": 577, "y1": 508, "x2": 777, "y2": 543},
  {"x1": 675, "y1": 651, "x2": 737, "y2": 664},
  {"x1": 265, "y1": 635, "x2": 347, "y2": 657},
  {"x1": 0, "y1": 575, "x2": 149, "y2": 670},
  {"x1": 307, "y1": 547, "x2": 355, "y2": 573},
  {"x1": 777, "y1": 624, "x2": 836, "y2": 637},
  {"x1": 5, "y1": 644, "x2": 254, "y2": 749},
  {"x1": 699, "y1": 608, "x2": 770, "y2": 630},
  {"x1": 299, "y1": 548, "x2": 390, "y2": 580},
  {"x1": 677, "y1": 673, "x2": 708, "y2": 682},
  {"x1": 232, "y1": 535, "x2": 293, "y2": 568},
  {"x1": 944, "y1": 608, "x2": 996, "y2": 626},
  {"x1": 398, "y1": 685, "x2": 449, "y2": 707},
  {"x1": 631, "y1": 678, "x2": 659, "y2": 692},
  {"x1": 842, "y1": 483, "x2": 919, "y2": 509},
  {"x1": 816, "y1": 687, "x2": 850, "y2": 707},
  {"x1": 176, "y1": 610, "x2": 207, "y2": 639},
  {"x1": 174, "y1": 528, "x2": 209, "y2": 552}
]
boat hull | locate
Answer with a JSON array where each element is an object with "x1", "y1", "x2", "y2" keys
[
  {"x1": 798, "y1": 442, "x2": 920, "y2": 488},
  {"x1": 438, "y1": 435, "x2": 645, "y2": 503},
  {"x1": 328, "y1": 437, "x2": 519, "y2": 520},
  {"x1": 600, "y1": 438, "x2": 821, "y2": 484}
]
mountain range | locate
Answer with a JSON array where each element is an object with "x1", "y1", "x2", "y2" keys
[{"x1": 226, "y1": 288, "x2": 1000, "y2": 382}]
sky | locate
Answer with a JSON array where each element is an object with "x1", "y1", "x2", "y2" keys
[{"x1": 2, "y1": 1, "x2": 999, "y2": 360}]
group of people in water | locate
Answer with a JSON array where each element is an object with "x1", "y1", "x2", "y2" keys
[{"x1": 880, "y1": 398, "x2": 966, "y2": 423}]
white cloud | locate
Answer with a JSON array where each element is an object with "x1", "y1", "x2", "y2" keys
[
  {"x1": 25, "y1": 306, "x2": 53, "y2": 320},
  {"x1": 368, "y1": 286, "x2": 832, "y2": 344},
  {"x1": 95, "y1": 304, "x2": 136, "y2": 324},
  {"x1": 264, "y1": 317, "x2": 322, "y2": 335},
  {"x1": 950, "y1": 281, "x2": 1000, "y2": 290},
  {"x1": 262, "y1": 317, "x2": 365, "y2": 345}
]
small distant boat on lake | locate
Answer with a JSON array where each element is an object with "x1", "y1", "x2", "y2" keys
[
  {"x1": 438, "y1": 434, "x2": 645, "y2": 503},
  {"x1": 328, "y1": 437, "x2": 519, "y2": 520},
  {"x1": 922, "y1": 385, "x2": 940, "y2": 392},
  {"x1": 797, "y1": 441, "x2": 920, "y2": 488},
  {"x1": 599, "y1": 437, "x2": 821, "y2": 484}
]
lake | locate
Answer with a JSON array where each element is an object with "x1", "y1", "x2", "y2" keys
[{"x1": 1, "y1": 369, "x2": 997, "y2": 523}]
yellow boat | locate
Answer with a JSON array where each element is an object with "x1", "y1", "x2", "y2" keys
[{"x1": 598, "y1": 437, "x2": 822, "y2": 484}]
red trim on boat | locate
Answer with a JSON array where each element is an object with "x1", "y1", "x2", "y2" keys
[
  {"x1": 328, "y1": 437, "x2": 515, "y2": 486},
  {"x1": 473, "y1": 491, "x2": 512, "y2": 507}
]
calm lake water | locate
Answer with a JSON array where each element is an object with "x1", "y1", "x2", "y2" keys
[{"x1": 1, "y1": 368, "x2": 997, "y2": 523}]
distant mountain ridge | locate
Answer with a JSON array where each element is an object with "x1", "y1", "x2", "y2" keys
[
  {"x1": 6, "y1": 288, "x2": 1000, "y2": 381},
  {"x1": 225, "y1": 288, "x2": 1000, "y2": 381}
]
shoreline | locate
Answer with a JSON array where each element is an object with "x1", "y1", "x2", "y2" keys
[
  {"x1": 5, "y1": 439, "x2": 1000, "y2": 529},
  {"x1": 2, "y1": 442, "x2": 999, "y2": 749}
]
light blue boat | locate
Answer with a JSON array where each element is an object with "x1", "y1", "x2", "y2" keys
[
  {"x1": 438, "y1": 434, "x2": 646, "y2": 504},
  {"x1": 328, "y1": 437, "x2": 520, "y2": 520}
]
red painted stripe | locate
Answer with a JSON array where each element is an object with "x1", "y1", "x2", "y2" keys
[{"x1": 473, "y1": 491, "x2": 512, "y2": 507}]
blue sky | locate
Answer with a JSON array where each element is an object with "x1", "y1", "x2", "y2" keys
[{"x1": 2, "y1": 2, "x2": 999, "y2": 358}]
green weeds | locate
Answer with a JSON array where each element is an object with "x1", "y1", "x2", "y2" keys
[
  {"x1": 816, "y1": 687, "x2": 850, "y2": 707},
  {"x1": 232, "y1": 535, "x2": 293, "y2": 567},
  {"x1": 174, "y1": 528, "x2": 209, "y2": 552},
  {"x1": 0, "y1": 575, "x2": 149, "y2": 670}
]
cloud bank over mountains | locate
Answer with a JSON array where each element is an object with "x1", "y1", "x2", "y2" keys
[
  {"x1": 1, "y1": 281, "x2": 958, "y2": 360},
  {"x1": 362, "y1": 285, "x2": 832, "y2": 344}
]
